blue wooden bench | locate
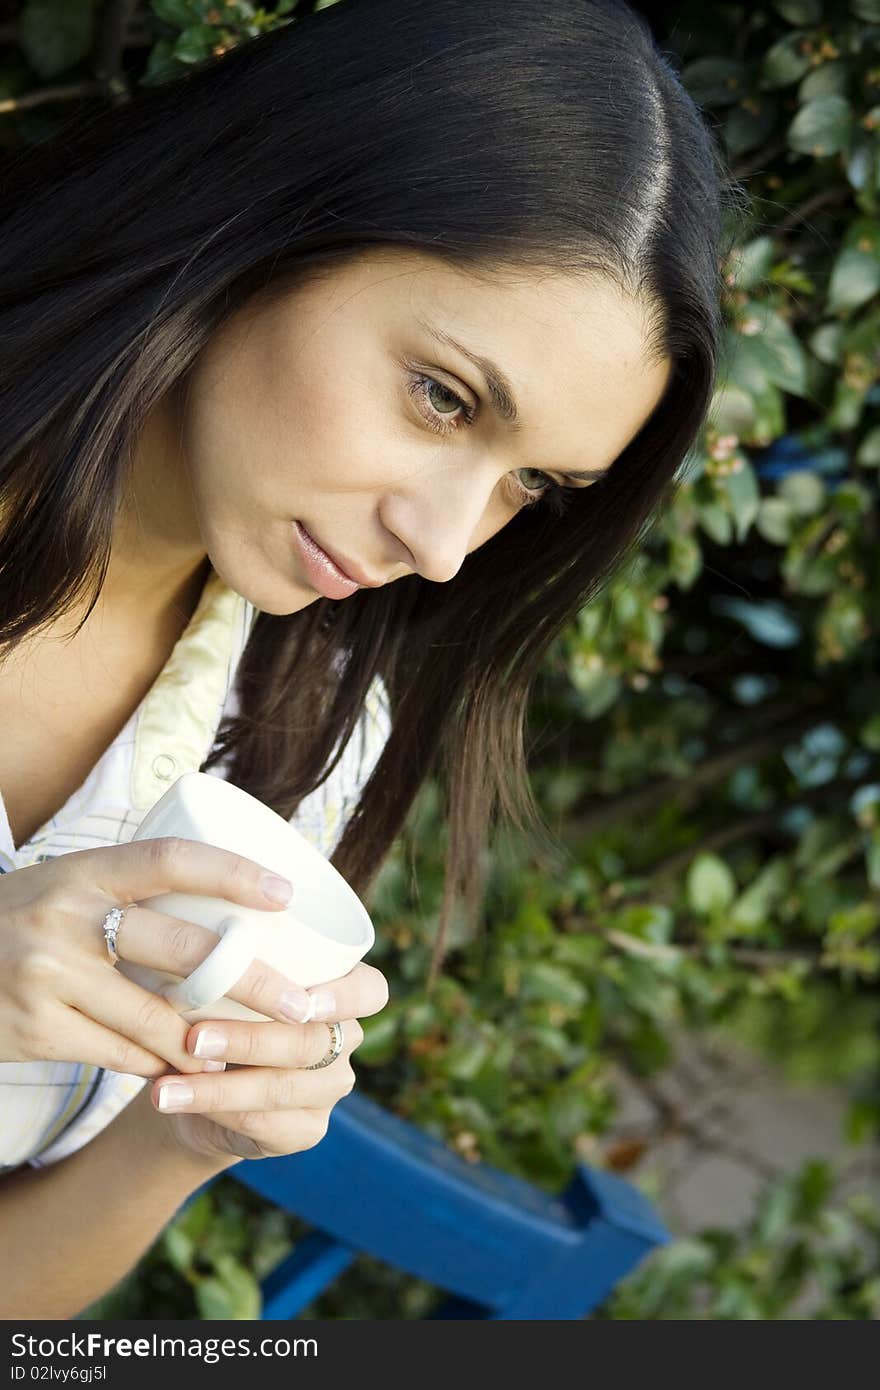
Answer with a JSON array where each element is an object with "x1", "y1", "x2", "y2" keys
[{"x1": 201, "y1": 1090, "x2": 667, "y2": 1319}]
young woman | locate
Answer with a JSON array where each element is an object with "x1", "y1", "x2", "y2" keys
[{"x1": 0, "y1": 0, "x2": 733, "y2": 1317}]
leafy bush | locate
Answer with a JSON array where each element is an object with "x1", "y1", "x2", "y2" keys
[{"x1": 4, "y1": 0, "x2": 876, "y2": 1319}]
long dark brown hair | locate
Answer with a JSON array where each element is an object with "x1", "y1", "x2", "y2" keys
[{"x1": 0, "y1": 0, "x2": 738, "y2": 978}]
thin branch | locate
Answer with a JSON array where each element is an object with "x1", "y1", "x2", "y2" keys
[
  {"x1": 646, "y1": 811, "x2": 863, "y2": 889},
  {"x1": 604, "y1": 930, "x2": 823, "y2": 971},
  {"x1": 0, "y1": 82, "x2": 103, "y2": 115},
  {"x1": 775, "y1": 184, "x2": 853, "y2": 239},
  {"x1": 730, "y1": 137, "x2": 790, "y2": 183},
  {"x1": 564, "y1": 700, "x2": 833, "y2": 844},
  {"x1": 621, "y1": 1072, "x2": 780, "y2": 1182}
]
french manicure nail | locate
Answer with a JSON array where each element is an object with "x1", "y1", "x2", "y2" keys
[
  {"x1": 308, "y1": 990, "x2": 337, "y2": 1022},
  {"x1": 279, "y1": 986, "x2": 313, "y2": 1022},
  {"x1": 193, "y1": 1028, "x2": 228, "y2": 1059},
  {"x1": 157, "y1": 1082, "x2": 194, "y2": 1111},
  {"x1": 201, "y1": 1060, "x2": 226, "y2": 1072},
  {"x1": 260, "y1": 873, "x2": 293, "y2": 904}
]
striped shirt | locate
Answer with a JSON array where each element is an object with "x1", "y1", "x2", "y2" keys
[{"x1": 0, "y1": 567, "x2": 391, "y2": 1172}]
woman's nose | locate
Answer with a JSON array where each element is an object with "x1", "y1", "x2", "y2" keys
[{"x1": 387, "y1": 462, "x2": 501, "y2": 584}]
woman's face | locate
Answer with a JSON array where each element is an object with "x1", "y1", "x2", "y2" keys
[{"x1": 128, "y1": 247, "x2": 672, "y2": 616}]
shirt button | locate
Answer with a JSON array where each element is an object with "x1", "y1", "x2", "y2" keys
[{"x1": 152, "y1": 754, "x2": 178, "y2": 781}]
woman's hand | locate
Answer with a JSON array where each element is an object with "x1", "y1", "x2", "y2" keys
[
  {"x1": 148, "y1": 962, "x2": 389, "y2": 1163},
  {"x1": 0, "y1": 836, "x2": 327, "y2": 1078}
]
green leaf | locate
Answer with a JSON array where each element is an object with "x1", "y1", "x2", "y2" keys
[
  {"x1": 752, "y1": 310, "x2": 810, "y2": 396},
  {"x1": 762, "y1": 33, "x2": 814, "y2": 89},
  {"x1": 682, "y1": 58, "x2": 748, "y2": 107},
  {"x1": 669, "y1": 532, "x2": 703, "y2": 589},
  {"x1": 749, "y1": 380, "x2": 786, "y2": 445},
  {"x1": 846, "y1": 131, "x2": 877, "y2": 192},
  {"x1": 772, "y1": 0, "x2": 822, "y2": 21},
  {"x1": 860, "y1": 715, "x2": 880, "y2": 751},
  {"x1": 779, "y1": 469, "x2": 826, "y2": 515},
  {"x1": 787, "y1": 95, "x2": 854, "y2": 157},
  {"x1": 723, "y1": 312, "x2": 804, "y2": 414},
  {"x1": 570, "y1": 664, "x2": 621, "y2": 720},
  {"x1": 699, "y1": 501, "x2": 733, "y2": 545},
  {"x1": 851, "y1": 0, "x2": 880, "y2": 18},
  {"x1": 828, "y1": 248, "x2": 880, "y2": 314},
  {"x1": 162, "y1": 1226, "x2": 194, "y2": 1273},
  {"x1": 687, "y1": 853, "x2": 737, "y2": 915},
  {"x1": 756, "y1": 496, "x2": 795, "y2": 544},
  {"x1": 446, "y1": 1033, "x2": 493, "y2": 1081},
  {"x1": 828, "y1": 376, "x2": 869, "y2": 431},
  {"x1": 151, "y1": 0, "x2": 198, "y2": 28},
  {"x1": 828, "y1": 902, "x2": 879, "y2": 942},
  {"x1": 519, "y1": 962, "x2": 587, "y2": 1008},
  {"x1": 212, "y1": 1253, "x2": 262, "y2": 1319},
  {"x1": 172, "y1": 23, "x2": 217, "y2": 64},
  {"x1": 809, "y1": 322, "x2": 844, "y2": 364},
  {"x1": 140, "y1": 37, "x2": 181, "y2": 86},
  {"x1": 174, "y1": 1190, "x2": 214, "y2": 1242},
  {"x1": 723, "y1": 460, "x2": 762, "y2": 541},
  {"x1": 19, "y1": 0, "x2": 96, "y2": 81},
  {"x1": 730, "y1": 859, "x2": 792, "y2": 932},
  {"x1": 614, "y1": 904, "x2": 675, "y2": 944},
  {"x1": 357, "y1": 1010, "x2": 400, "y2": 1064},
  {"x1": 856, "y1": 425, "x2": 878, "y2": 464},
  {"x1": 646, "y1": 1239, "x2": 716, "y2": 1299},
  {"x1": 727, "y1": 237, "x2": 776, "y2": 292},
  {"x1": 195, "y1": 1277, "x2": 236, "y2": 1319},
  {"x1": 867, "y1": 838, "x2": 880, "y2": 892},
  {"x1": 713, "y1": 596, "x2": 801, "y2": 646},
  {"x1": 846, "y1": 1098, "x2": 880, "y2": 1144},
  {"x1": 755, "y1": 1176, "x2": 797, "y2": 1243},
  {"x1": 724, "y1": 99, "x2": 778, "y2": 157},
  {"x1": 768, "y1": 260, "x2": 815, "y2": 295},
  {"x1": 709, "y1": 382, "x2": 758, "y2": 438},
  {"x1": 799, "y1": 59, "x2": 850, "y2": 101}
]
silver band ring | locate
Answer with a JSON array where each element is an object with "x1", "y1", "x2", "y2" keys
[
  {"x1": 305, "y1": 1021, "x2": 345, "y2": 1070},
  {"x1": 101, "y1": 903, "x2": 135, "y2": 965}
]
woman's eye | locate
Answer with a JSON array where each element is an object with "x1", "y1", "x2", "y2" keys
[
  {"x1": 510, "y1": 467, "x2": 554, "y2": 501},
  {"x1": 507, "y1": 467, "x2": 578, "y2": 515},
  {"x1": 405, "y1": 368, "x2": 578, "y2": 518},
  {"x1": 407, "y1": 372, "x2": 476, "y2": 433}
]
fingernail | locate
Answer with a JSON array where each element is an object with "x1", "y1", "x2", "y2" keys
[
  {"x1": 201, "y1": 1060, "x2": 226, "y2": 1072},
  {"x1": 193, "y1": 1028, "x2": 228, "y2": 1059},
  {"x1": 157, "y1": 1082, "x2": 195, "y2": 1111},
  {"x1": 279, "y1": 986, "x2": 313, "y2": 1022},
  {"x1": 307, "y1": 990, "x2": 337, "y2": 1022},
  {"x1": 260, "y1": 873, "x2": 293, "y2": 905}
]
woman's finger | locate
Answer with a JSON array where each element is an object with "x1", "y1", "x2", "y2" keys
[
  {"x1": 160, "y1": 1106, "x2": 332, "y2": 1163},
  {"x1": 267, "y1": 961, "x2": 390, "y2": 1024},
  {"x1": 60, "y1": 835, "x2": 297, "y2": 920},
  {"x1": 185, "y1": 1016, "x2": 365, "y2": 1068},
  {"x1": 149, "y1": 1023, "x2": 360, "y2": 1113},
  {"x1": 36, "y1": 1003, "x2": 175, "y2": 1078},
  {"x1": 111, "y1": 903, "x2": 385, "y2": 1028},
  {"x1": 65, "y1": 961, "x2": 215, "y2": 1076}
]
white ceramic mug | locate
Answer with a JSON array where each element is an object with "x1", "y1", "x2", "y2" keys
[{"x1": 118, "y1": 771, "x2": 375, "y2": 1024}]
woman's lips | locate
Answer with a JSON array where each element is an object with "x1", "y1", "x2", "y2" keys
[{"x1": 292, "y1": 521, "x2": 361, "y2": 600}]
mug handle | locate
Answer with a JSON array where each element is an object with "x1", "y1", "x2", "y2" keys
[{"x1": 160, "y1": 914, "x2": 257, "y2": 1012}]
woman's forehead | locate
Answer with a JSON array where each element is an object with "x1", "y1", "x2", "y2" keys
[{"x1": 276, "y1": 247, "x2": 672, "y2": 474}]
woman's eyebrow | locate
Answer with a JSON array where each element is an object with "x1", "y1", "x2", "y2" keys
[
  {"x1": 414, "y1": 313, "x2": 607, "y2": 483},
  {"x1": 415, "y1": 314, "x2": 523, "y2": 428}
]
